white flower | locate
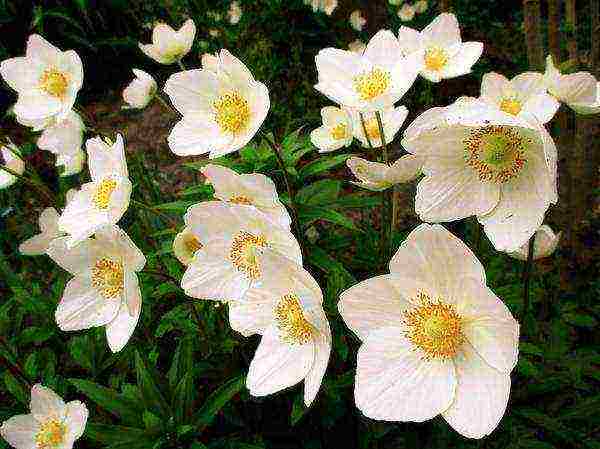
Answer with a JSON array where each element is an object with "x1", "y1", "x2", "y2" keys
[
  {"x1": 305, "y1": 0, "x2": 338, "y2": 15},
  {"x1": 0, "y1": 141, "x2": 24, "y2": 189},
  {"x1": 201, "y1": 164, "x2": 291, "y2": 229},
  {"x1": 0, "y1": 384, "x2": 87, "y2": 449},
  {"x1": 402, "y1": 98, "x2": 557, "y2": 251},
  {"x1": 315, "y1": 30, "x2": 423, "y2": 112},
  {"x1": 122, "y1": 69, "x2": 157, "y2": 109},
  {"x1": 348, "y1": 39, "x2": 367, "y2": 54},
  {"x1": 338, "y1": 224, "x2": 519, "y2": 438},
  {"x1": 19, "y1": 208, "x2": 61, "y2": 256},
  {"x1": 544, "y1": 55, "x2": 600, "y2": 114},
  {"x1": 397, "y1": 13, "x2": 483, "y2": 83},
  {"x1": 414, "y1": 0, "x2": 428, "y2": 13},
  {"x1": 508, "y1": 224, "x2": 560, "y2": 261},
  {"x1": 228, "y1": 1, "x2": 243, "y2": 24},
  {"x1": 349, "y1": 10, "x2": 367, "y2": 31},
  {"x1": 37, "y1": 111, "x2": 85, "y2": 176},
  {"x1": 164, "y1": 49, "x2": 270, "y2": 158},
  {"x1": 173, "y1": 227, "x2": 203, "y2": 266},
  {"x1": 200, "y1": 52, "x2": 218, "y2": 72},
  {"x1": 347, "y1": 155, "x2": 422, "y2": 191},
  {"x1": 479, "y1": 72, "x2": 560, "y2": 124},
  {"x1": 350, "y1": 106, "x2": 408, "y2": 148},
  {"x1": 310, "y1": 106, "x2": 353, "y2": 153},
  {"x1": 59, "y1": 134, "x2": 132, "y2": 248},
  {"x1": 229, "y1": 248, "x2": 331, "y2": 406},
  {"x1": 139, "y1": 19, "x2": 196, "y2": 65},
  {"x1": 47, "y1": 225, "x2": 145, "y2": 352},
  {"x1": 397, "y1": 4, "x2": 416, "y2": 22},
  {"x1": 181, "y1": 201, "x2": 302, "y2": 302}
]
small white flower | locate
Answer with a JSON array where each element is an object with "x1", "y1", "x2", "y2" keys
[
  {"x1": 305, "y1": 0, "x2": 338, "y2": 15},
  {"x1": 201, "y1": 164, "x2": 292, "y2": 229},
  {"x1": 310, "y1": 106, "x2": 353, "y2": 153},
  {"x1": 397, "y1": 13, "x2": 483, "y2": 82},
  {"x1": 397, "y1": 4, "x2": 416, "y2": 22},
  {"x1": 544, "y1": 55, "x2": 600, "y2": 114},
  {"x1": 209, "y1": 28, "x2": 221, "y2": 38},
  {"x1": 229, "y1": 248, "x2": 331, "y2": 406},
  {"x1": 228, "y1": 1, "x2": 243, "y2": 24},
  {"x1": 165, "y1": 49, "x2": 270, "y2": 158},
  {"x1": 339, "y1": 224, "x2": 519, "y2": 438},
  {"x1": 139, "y1": 19, "x2": 196, "y2": 65},
  {"x1": 59, "y1": 134, "x2": 132, "y2": 248},
  {"x1": 19, "y1": 208, "x2": 61, "y2": 256},
  {"x1": 0, "y1": 141, "x2": 24, "y2": 189},
  {"x1": 348, "y1": 39, "x2": 366, "y2": 54},
  {"x1": 181, "y1": 201, "x2": 302, "y2": 302},
  {"x1": 122, "y1": 69, "x2": 157, "y2": 109},
  {"x1": 347, "y1": 155, "x2": 422, "y2": 191},
  {"x1": 350, "y1": 106, "x2": 408, "y2": 148},
  {"x1": 37, "y1": 111, "x2": 85, "y2": 176},
  {"x1": 0, "y1": 384, "x2": 88, "y2": 449},
  {"x1": 315, "y1": 30, "x2": 423, "y2": 112},
  {"x1": 508, "y1": 225, "x2": 561, "y2": 261},
  {"x1": 47, "y1": 225, "x2": 145, "y2": 352},
  {"x1": 414, "y1": 0, "x2": 428, "y2": 13},
  {"x1": 479, "y1": 71, "x2": 560, "y2": 124},
  {"x1": 173, "y1": 227, "x2": 203, "y2": 266},
  {"x1": 349, "y1": 10, "x2": 367, "y2": 31},
  {"x1": 0, "y1": 34, "x2": 83, "y2": 123}
]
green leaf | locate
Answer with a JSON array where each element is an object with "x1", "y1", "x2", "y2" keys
[
  {"x1": 85, "y1": 424, "x2": 156, "y2": 447},
  {"x1": 168, "y1": 338, "x2": 193, "y2": 390},
  {"x1": 19, "y1": 326, "x2": 54, "y2": 345},
  {"x1": 296, "y1": 179, "x2": 341, "y2": 205},
  {"x1": 290, "y1": 394, "x2": 309, "y2": 426},
  {"x1": 563, "y1": 313, "x2": 597, "y2": 328},
  {"x1": 173, "y1": 372, "x2": 195, "y2": 424},
  {"x1": 194, "y1": 375, "x2": 245, "y2": 430},
  {"x1": 517, "y1": 357, "x2": 539, "y2": 377},
  {"x1": 299, "y1": 153, "x2": 353, "y2": 179},
  {"x1": 298, "y1": 205, "x2": 358, "y2": 231},
  {"x1": 4, "y1": 371, "x2": 28, "y2": 406},
  {"x1": 72, "y1": 0, "x2": 88, "y2": 10},
  {"x1": 520, "y1": 342, "x2": 544, "y2": 357},
  {"x1": 154, "y1": 200, "x2": 196, "y2": 213},
  {"x1": 134, "y1": 351, "x2": 170, "y2": 418}
]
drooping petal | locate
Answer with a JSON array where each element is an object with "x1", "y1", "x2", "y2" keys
[
  {"x1": 105, "y1": 299, "x2": 141, "y2": 353},
  {"x1": 64, "y1": 401, "x2": 88, "y2": 443},
  {"x1": 0, "y1": 414, "x2": 39, "y2": 449},
  {"x1": 440, "y1": 41, "x2": 483, "y2": 79},
  {"x1": 303, "y1": 306, "x2": 332, "y2": 406},
  {"x1": 228, "y1": 298, "x2": 274, "y2": 337},
  {"x1": 30, "y1": 384, "x2": 66, "y2": 421},
  {"x1": 46, "y1": 237, "x2": 98, "y2": 276}
]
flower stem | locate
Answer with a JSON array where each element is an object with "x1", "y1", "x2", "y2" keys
[
  {"x1": 0, "y1": 164, "x2": 55, "y2": 205},
  {"x1": 522, "y1": 237, "x2": 535, "y2": 317},
  {"x1": 375, "y1": 111, "x2": 394, "y2": 265}
]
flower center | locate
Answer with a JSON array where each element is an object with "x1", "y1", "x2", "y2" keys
[
  {"x1": 424, "y1": 47, "x2": 448, "y2": 72},
  {"x1": 363, "y1": 117, "x2": 381, "y2": 140},
  {"x1": 329, "y1": 123, "x2": 348, "y2": 140},
  {"x1": 91, "y1": 258, "x2": 124, "y2": 299},
  {"x1": 229, "y1": 195, "x2": 253, "y2": 205},
  {"x1": 499, "y1": 97, "x2": 522, "y2": 116},
  {"x1": 164, "y1": 43, "x2": 186, "y2": 62},
  {"x1": 36, "y1": 419, "x2": 66, "y2": 449},
  {"x1": 404, "y1": 292, "x2": 463, "y2": 359},
  {"x1": 464, "y1": 125, "x2": 528, "y2": 184},
  {"x1": 229, "y1": 231, "x2": 267, "y2": 280},
  {"x1": 39, "y1": 69, "x2": 69, "y2": 98},
  {"x1": 93, "y1": 178, "x2": 117, "y2": 209},
  {"x1": 213, "y1": 90, "x2": 251, "y2": 134},
  {"x1": 354, "y1": 68, "x2": 391, "y2": 101},
  {"x1": 184, "y1": 234, "x2": 203, "y2": 254},
  {"x1": 274, "y1": 294, "x2": 313, "y2": 345}
]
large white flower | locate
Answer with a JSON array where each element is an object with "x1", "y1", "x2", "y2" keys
[
  {"x1": 47, "y1": 225, "x2": 145, "y2": 352},
  {"x1": 479, "y1": 72, "x2": 560, "y2": 124},
  {"x1": 59, "y1": 134, "x2": 132, "y2": 248},
  {"x1": 350, "y1": 106, "x2": 408, "y2": 148},
  {"x1": 338, "y1": 224, "x2": 519, "y2": 438},
  {"x1": 402, "y1": 98, "x2": 557, "y2": 251},
  {"x1": 164, "y1": 49, "x2": 270, "y2": 157},
  {"x1": 0, "y1": 141, "x2": 24, "y2": 189},
  {"x1": 397, "y1": 13, "x2": 483, "y2": 83},
  {"x1": 315, "y1": 30, "x2": 423, "y2": 112},
  {"x1": 508, "y1": 224, "x2": 560, "y2": 261},
  {"x1": 0, "y1": 384, "x2": 87, "y2": 449},
  {"x1": 139, "y1": 19, "x2": 196, "y2": 65},
  {"x1": 0, "y1": 34, "x2": 83, "y2": 123},
  {"x1": 310, "y1": 106, "x2": 353, "y2": 153},
  {"x1": 36, "y1": 111, "x2": 85, "y2": 176},
  {"x1": 229, "y1": 248, "x2": 331, "y2": 406},
  {"x1": 347, "y1": 155, "x2": 422, "y2": 191},
  {"x1": 201, "y1": 164, "x2": 291, "y2": 229},
  {"x1": 181, "y1": 201, "x2": 302, "y2": 302},
  {"x1": 122, "y1": 69, "x2": 157, "y2": 109},
  {"x1": 544, "y1": 55, "x2": 600, "y2": 114}
]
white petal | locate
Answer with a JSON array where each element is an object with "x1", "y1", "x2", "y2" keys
[
  {"x1": 0, "y1": 57, "x2": 43, "y2": 92},
  {"x1": 0, "y1": 414, "x2": 39, "y2": 449},
  {"x1": 310, "y1": 126, "x2": 345, "y2": 153},
  {"x1": 106, "y1": 299, "x2": 140, "y2": 353},
  {"x1": 86, "y1": 134, "x2": 127, "y2": 180},
  {"x1": 480, "y1": 72, "x2": 509, "y2": 103},
  {"x1": 164, "y1": 69, "x2": 218, "y2": 115},
  {"x1": 422, "y1": 13, "x2": 461, "y2": 47},
  {"x1": 13, "y1": 91, "x2": 62, "y2": 122},
  {"x1": 46, "y1": 237, "x2": 98, "y2": 276},
  {"x1": 30, "y1": 384, "x2": 66, "y2": 421},
  {"x1": 26, "y1": 35, "x2": 61, "y2": 62},
  {"x1": 396, "y1": 26, "x2": 422, "y2": 56},
  {"x1": 387, "y1": 154, "x2": 423, "y2": 184},
  {"x1": 522, "y1": 93, "x2": 560, "y2": 124},
  {"x1": 509, "y1": 225, "x2": 560, "y2": 261},
  {"x1": 441, "y1": 42, "x2": 483, "y2": 79},
  {"x1": 94, "y1": 225, "x2": 145, "y2": 273},
  {"x1": 168, "y1": 115, "x2": 231, "y2": 156},
  {"x1": 64, "y1": 401, "x2": 88, "y2": 443},
  {"x1": 228, "y1": 299, "x2": 274, "y2": 337},
  {"x1": 364, "y1": 30, "x2": 403, "y2": 72},
  {"x1": 303, "y1": 307, "x2": 331, "y2": 406}
]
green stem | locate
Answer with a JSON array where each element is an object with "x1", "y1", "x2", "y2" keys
[
  {"x1": 0, "y1": 164, "x2": 55, "y2": 205},
  {"x1": 375, "y1": 111, "x2": 394, "y2": 265},
  {"x1": 522, "y1": 237, "x2": 535, "y2": 317},
  {"x1": 359, "y1": 113, "x2": 375, "y2": 152}
]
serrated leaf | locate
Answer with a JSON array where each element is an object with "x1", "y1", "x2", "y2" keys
[{"x1": 194, "y1": 375, "x2": 245, "y2": 430}]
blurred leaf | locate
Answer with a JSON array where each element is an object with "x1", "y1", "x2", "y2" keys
[
  {"x1": 298, "y1": 154, "x2": 353, "y2": 179},
  {"x1": 290, "y1": 393, "x2": 308, "y2": 426},
  {"x1": 173, "y1": 372, "x2": 194, "y2": 424},
  {"x1": 296, "y1": 179, "x2": 341, "y2": 205},
  {"x1": 194, "y1": 375, "x2": 245, "y2": 430},
  {"x1": 4, "y1": 371, "x2": 28, "y2": 406},
  {"x1": 85, "y1": 423, "x2": 155, "y2": 447},
  {"x1": 298, "y1": 205, "x2": 358, "y2": 231},
  {"x1": 563, "y1": 313, "x2": 597, "y2": 328},
  {"x1": 134, "y1": 351, "x2": 170, "y2": 418},
  {"x1": 19, "y1": 326, "x2": 54, "y2": 345}
]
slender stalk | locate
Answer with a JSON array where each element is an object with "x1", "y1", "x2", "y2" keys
[
  {"x1": 375, "y1": 112, "x2": 394, "y2": 264},
  {"x1": 358, "y1": 113, "x2": 375, "y2": 154},
  {"x1": 522, "y1": 237, "x2": 535, "y2": 317},
  {"x1": 0, "y1": 164, "x2": 55, "y2": 204}
]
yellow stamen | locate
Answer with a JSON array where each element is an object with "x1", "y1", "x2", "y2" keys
[
  {"x1": 329, "y1": 123, "x2": 348, "y2": 140},
  {"x1": 213, "y1": 90, "x2": 251, "y2": 134},
  {"x1": 274, "y1": 294, "x2": 313, "y2": 345},
  {"x1": 424, "y1": 47, "x2": 448, "y2": 72},
  {"x1": 184, "y1": 235, "x2": 203, "y2": 254},
  {"x1": 93, "y1": 178, "x2": 117, "y2": 209},
  {"x1": 39, "y1": 69, "x2": 69, "y2": 98},
  {"x1": 91, "y1": 258, "x2": 124, "y2": 299},
  {"x1": 229, "y1": 195, "x2": 253, "y2": 205},
  {"x1": 229, "y1": 231, "x2": 267, "y2": 280},
  {"x1": 35, "y1": 419, "x2": 66, "y2": 449},
  {"x1": 499, "y1": 97, "x2": 522, "y2": 116},
  {"x1": 363, "y1": 117, "x2": 381, "y2": 140},
  {"x1": 354, "y1": 68, "x2": 391, "y2": 101}
]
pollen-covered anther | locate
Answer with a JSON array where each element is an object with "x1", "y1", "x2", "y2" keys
[
  {"x1": 404, "y1": 292, "x2": 463, "y2": 359},
  {"x1": 39, "y1": 68, "x2": 69, "y2": 98},
  {"x1": 213, "y1": 90, "x2": 251, "y2": 134},
  {"x1": 499, "y1": 97, "x2": 522, "y2": 116},
  {"x1": 424, "y1": 47, "x2": 449, "y2": 72},
  {"x1": 229, "y1": 231, "x2": 267, "y2": 280},
  {"x1": 93, "y1": 178, "x2": 118, "y2": 209},
  {"x1": 354, "y1": 68, "x2": 391, "y2": 101},
  {"x1": 228, "y1": 195, "x2": 253, "y2": 205},
  {"x1": 329, "y1": 123, "x2": 348, "y2": 140},
  {"x1": 274, "y1": 294, "x2": 314, "y2": 345},
  {"x1": 35, "y1": 418, "x2": 66, "y2": 449},
  {"x1": 184, "y1": 234, "x2": 203, "y2": 254},
  {"x1": 363, "y1": 117, "x2": 381, "y2": 141},
  {"x1": 464, "y1": 125, "x2": 528, "y2": 183},
  {"x1": 91, "y1": 258, "x2": 124, "y2": 299}
]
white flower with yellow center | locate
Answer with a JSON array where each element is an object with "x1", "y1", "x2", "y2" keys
[
  {"x1": 339, "y1": 224, "x2": 519, "y2": 438},
  {"x1": 350, "y1": 106, "x2": 408, "y2": 148},
  {"x1": 47, "y1": 225, "x2": 145, "y2": 352},
  {"x1": 310, "y1": 106, "x2": 353, "y2": 153},
  {"x1": 508, "y1": 224, "x2": 560, "y2": 261},
  {"x1": 181, "y1": 201, "x2": 302, "y2": 302},
  {"x1": 165, "y1": 49, "x2": 270, "y2": 158},
  {"x1": 228, "y1": 248, "x2": 331, "y2": 406},
  {"x1": 36, "y1": 111, "x2": 85, "y2": 176},
  {"x1": 0, "y1": 34, "x2": 83, "y2": 123},
  {"x1": 480, "y1": 72, "x2": 560, "y2": 124},
  {"x1": 315, "y1": 30, "x2": 423, "y2": 113},
  {"x1": 0, "y1": 141, "x2": 24, "y2": 190},
  {"x1": 397, "y1": 4, "x2": 416, "y2": 22},
  {"x1": 0, "y1": 384, "x2": 87, "y2": 449},
  {"x1": 544, "y1": 55, "x2": 600, "y2": 115},
  {"x1": 58, "y1": 134, "x2": 132, "y2": 248},
  {"x1": 228, "y1": 1, "x2": 243, "y2": 24},
  {"x1": 397, "y1": 13, "x2": 483, "y2": 83},
  {"x1": 173, "y1": 227, "x2": 204, "y2": 266},
  {"x1": 201, "y1": 164, "x2": 291, "y2": 229},
  {"x1": 349, "y1": 10, "x2": 366, "y2": 31},
  {"x1": 139, "y1": 19, "x2": 196, "y2": 65},
  {"x1": 122, "y1": 69, "x2": 157, "y2": 109},
  {"x1": 402, "y1": 98, "x2": 557, "y2": 251},
  {"x1": 347, "y1": 155, "x2": 422, "y2": 191}
]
